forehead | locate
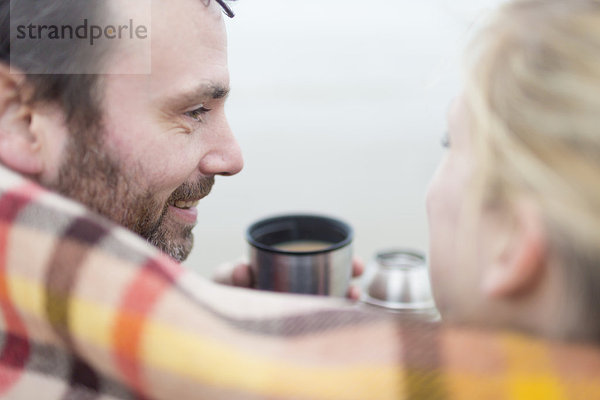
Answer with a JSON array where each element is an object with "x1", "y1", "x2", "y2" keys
[
  {"x1": 106, "y1": 0, "x2": 229, "y2": 96},
  {"x1": 150, "y1": 0, "x2": 227, "y2": 60}
]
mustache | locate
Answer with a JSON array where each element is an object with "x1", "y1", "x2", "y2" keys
[{"x1": 167, "y1": 176, "x2": 215, "y2": 204}]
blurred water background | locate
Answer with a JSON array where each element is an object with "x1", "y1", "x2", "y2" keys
[{"x1": 185, "y1": 0, "x2": 505, "y2": 276}]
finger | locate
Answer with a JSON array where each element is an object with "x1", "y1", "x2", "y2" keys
[
  {"x1": 212, "y1": 263, "x2": 236, "y2": 285},
  {"x1": 347, "y1": 285, "x2": 361, "y2": 301},
  {"x1": 352, "y1": 257, "x2": 365, "y2": 278},
  {"x1": 232, "y1": 263, "x2": 254, "y2": 288},
  {"x1": 212, "y1": 256, "x2": 249, "y2": 286}
]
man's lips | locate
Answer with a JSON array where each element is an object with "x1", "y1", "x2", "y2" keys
[
  {"x1": 165, "y1": 177, "x2": 213, "y2": 224},
  {"x1": 172, "y1": 199, "x2": 200, "y2": 209},
  {"x1": 167, "y1": 193, "x2": 209, "y2": 225},
  {"x1": 168, "y1": 204, "x2": 198, "y2": 224},
  {"x1": 168, "y1": 190, "x2": 210, "y2": 210}
]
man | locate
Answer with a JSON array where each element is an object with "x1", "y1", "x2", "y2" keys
[
  {"x1": 2, "y1": 0, "x2": 363, "y2": 292},
  {"x1": 1, "y1": 0, "x2": 242, "y2": 263},
  {"x1": 0, "y1": 0, "x2": 598, "y2": 399},
  {"x1": 1, "y1": 1, "x2": 390, "y2": 398}
]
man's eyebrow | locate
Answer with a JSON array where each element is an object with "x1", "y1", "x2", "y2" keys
[
  {"x1": 208, "y1": 84, "x2": 230, "y2": 100},
  {"x1": 162, "y1": 83, "x2": 230, "y2": 111}
]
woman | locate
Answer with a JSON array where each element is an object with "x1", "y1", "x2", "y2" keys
[{"x1": 427, "y1": 0, "x2": 600, "y2": 342}]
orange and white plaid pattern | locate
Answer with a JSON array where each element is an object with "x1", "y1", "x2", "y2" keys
[{"x1": 0, "y1": 164, "x2": 599, "y2": 400}]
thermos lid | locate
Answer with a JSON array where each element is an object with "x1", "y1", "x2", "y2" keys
[{"x1": 362, "y1": 249, "x2": 436, "y2": 311}]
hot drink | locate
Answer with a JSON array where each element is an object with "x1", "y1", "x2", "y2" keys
[{"x1": 273, "y1": 240, "x2": 332, "y2": 252}]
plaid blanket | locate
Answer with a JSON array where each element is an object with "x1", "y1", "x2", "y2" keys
[{"x1": 0, "y1": 164, "x2": 599, "y2": 400}]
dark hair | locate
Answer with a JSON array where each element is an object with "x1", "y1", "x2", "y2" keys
[{"x1": 0, "y1": 0, "x2": 109, "y2": 131}]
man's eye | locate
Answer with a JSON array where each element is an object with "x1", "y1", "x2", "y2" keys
[
  {"x1": 185, "y1": 105, "x2": 212, "y2": 122},
  {"x1": 441, "y1": 131, "x2": 451, "y2": 148}
]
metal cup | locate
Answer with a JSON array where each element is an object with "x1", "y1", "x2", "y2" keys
[{"x1": 246, "y1": 214, "x2": 353, "y2": 297}]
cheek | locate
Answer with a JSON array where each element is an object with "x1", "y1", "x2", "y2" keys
[
  {"x1": 425, "y1": 155, "x2": 468, "y2": 311},
  {"x1": 426, "y1": 157, "x2": 462, "y2": 250},
  {"x1": 104, "y1": 125, "x2": 201, "y2": 198},
  {"x1": 100, "y1": 76, "x2": 202, "y2": 198}
]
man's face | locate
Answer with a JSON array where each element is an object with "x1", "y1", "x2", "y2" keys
[{"x1": 50, "y1": 0, "x2": 243, "y2": 261}]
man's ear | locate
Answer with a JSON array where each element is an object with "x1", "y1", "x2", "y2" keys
[
  {"x1": 481, "y1": 199, "x2": 547, "y2": 299},
  {"x1": 0, "y1": 63, "x2": 43, "y2": 175}
]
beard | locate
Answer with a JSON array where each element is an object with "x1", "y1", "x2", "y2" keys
[{"x1": 47, "y1": 125, "x2": 213, "y2": 262}]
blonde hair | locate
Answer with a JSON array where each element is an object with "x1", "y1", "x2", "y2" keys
[{"x1": 463, "y1": 0, "x2": 600, "y2": 339}]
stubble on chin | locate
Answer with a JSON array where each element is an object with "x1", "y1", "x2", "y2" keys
[
  {"x1": 147, "y1": 215, "x2": 194, "y2": 262},
  {"x1": 46, "y1": 129, "x2": 190, "y2": 260}
]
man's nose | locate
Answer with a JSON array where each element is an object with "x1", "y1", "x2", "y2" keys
[{"x1": 197, "y1": 118, "x2": 244, "y2": 176}]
